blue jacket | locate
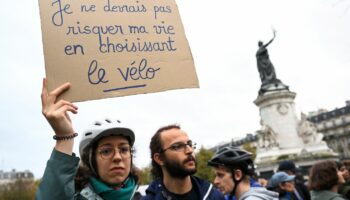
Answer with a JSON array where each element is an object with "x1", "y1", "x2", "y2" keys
[{"x1": 142, "y1": 176, "x2": 224, "y2": 200}]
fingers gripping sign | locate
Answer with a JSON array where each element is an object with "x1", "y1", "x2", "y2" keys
[{"x1": 41, "y1": 78, "x2": 78, "y2": 154}]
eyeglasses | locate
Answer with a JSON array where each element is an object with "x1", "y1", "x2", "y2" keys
[
  {"x1": 97, "y1": 145, "x2": 133, "y2": 160},
  {"x1": 160, "y1": 140, "x2": 196, "y2": 153}
]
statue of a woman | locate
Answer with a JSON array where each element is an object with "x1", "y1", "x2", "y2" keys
[{"x1": 256, "y1": 30, "x2": 278, "y2": 85}]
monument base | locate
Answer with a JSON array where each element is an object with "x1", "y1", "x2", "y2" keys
[
  {"x1": 254, "y1": 87, "x2": 337, "y2": 177},
  {"x1": 255, "y1": 145, "x2": 338, "y2": 178},
  {"x1": 259, "y1": 80, "x2": 289, "y2": 96}
]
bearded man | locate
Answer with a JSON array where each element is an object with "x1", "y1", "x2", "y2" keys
[{"x1": 143, "y1": 125, "x2": 223, "y2": 200}]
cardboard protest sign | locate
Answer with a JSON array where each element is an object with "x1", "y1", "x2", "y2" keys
[{"x1": 38, "y1": 0, "x2": 199, "y2": 102}]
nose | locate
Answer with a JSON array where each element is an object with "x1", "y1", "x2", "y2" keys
[
  {"x1": 112, "y1": 148, "x2": 122, "y2": 162},
  {"x1": 184, "y1": 144, "x2": 193, "y2": 154},
  {"x1": 213, "y1": 177, "x2": 220, "y2": 186}
]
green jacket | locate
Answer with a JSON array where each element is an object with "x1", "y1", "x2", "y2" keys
[
  {"x1": 35, "y1": 149, "x2": 138, "y2": 200},
  {"x1": 35, "y1": 149, "x2": 91, "y2": 200},
  {"x1": 310, "y1": 190, "x2": 346, "y2": 200},
  {"x1": 35, "y1": 149, "x2": 106, "y2": 200}
]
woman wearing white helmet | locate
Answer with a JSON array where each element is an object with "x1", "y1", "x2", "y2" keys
[{"x1": 36, "y1": 79, "x2": 140, "y2": 200}]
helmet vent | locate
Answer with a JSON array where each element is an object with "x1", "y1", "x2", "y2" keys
[
  {"x1": 105, "y1": 119, "x2": 112, "y2": 123},
  {"x1": 225, "y1": 152, "x2": 234, "y2": 156},
  {"x1": 85, "y1": 132, "x2": 92, "y2": 136},
  {"x1": 94, "y1": 122, "x2": 102, "y2": 126}
]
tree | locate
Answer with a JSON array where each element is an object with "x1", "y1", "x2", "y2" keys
[
  {"x1": 242, "y1": 143, "x2": 257, "y2": 160},
  {"x1": 195, "y1": 146, "x2": 215, "y2": 182},
  {"x1": 138, "y1": 165, "x2": 152, "y2": 185},
  {"x1": 0, "y1": 179, "x2": 37, "y2": 200}
]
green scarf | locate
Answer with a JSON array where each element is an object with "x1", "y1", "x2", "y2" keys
[{"x1": 90, "y1": 176, "x2": 137, "y2": 200}]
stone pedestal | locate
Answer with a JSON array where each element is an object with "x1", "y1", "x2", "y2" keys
[
  {"x1": 253, "y1": 88, "x2": 337, "y2": 173},
  {"x1": 254, "y1": 89, "x2": 304, "y2": 150}
]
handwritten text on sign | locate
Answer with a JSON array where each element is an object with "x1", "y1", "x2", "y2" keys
[{"x1": 39, "y1": 0, "x2": 198, "y2": 102}]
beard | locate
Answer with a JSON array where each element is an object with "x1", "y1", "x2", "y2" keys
[{"x1": 163, "y1": 155, "x2": 197, "y2": 179}]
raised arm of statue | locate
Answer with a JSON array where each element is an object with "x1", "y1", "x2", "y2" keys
[{"x1": 264, "y1": 29, "x2": 276, "y2": 48}]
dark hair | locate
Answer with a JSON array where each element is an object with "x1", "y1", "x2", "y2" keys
[
  {"x1": 150, "y1": 124, "x2": 181, "y2": 179},
  {"x1": 336, "y1": 161, "x2": 345, "y2": 170},
  {"x1": 278, "y1": 160, "x2": 296, "y2": 174},
  {"x1": 75, "y1": 137, "x2": 139, "y2": 191},
  {"x1": 308, "y1": 160, "x2": 338, "y2": 191}
]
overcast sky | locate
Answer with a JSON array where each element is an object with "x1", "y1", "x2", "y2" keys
[{"x1": 0, "y1": 0, "x2": 349, "y2": 179}]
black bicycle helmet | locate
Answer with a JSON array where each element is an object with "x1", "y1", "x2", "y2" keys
[
  {"x1": 208, "y1": 146, "x2": 254, "y2": 175},
  {"x1": 208, "y1": 147, "x2": 255, "y2": 197}
]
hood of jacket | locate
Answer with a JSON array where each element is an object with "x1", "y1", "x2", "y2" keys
[{"x1": 239, "y1": 187, "x2": 279, "y2": 200}]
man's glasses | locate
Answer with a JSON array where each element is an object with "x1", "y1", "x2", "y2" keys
[
  {"x1": 97, "y1": 145, "x2": 133, "y2": 160},
  {"x1": 160, "y1": 140, "x2": 196, "y2": 153}
]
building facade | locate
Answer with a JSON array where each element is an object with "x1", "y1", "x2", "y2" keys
[
  {"x1": 308, "y1": 101, "x2": 350, "y2": 159},
  {"x1": 210, "y1": 133, "x2": 258, "y2": 151},
  {"x1": 0, "y1": 169, "x2": 34, "y2": 185}
]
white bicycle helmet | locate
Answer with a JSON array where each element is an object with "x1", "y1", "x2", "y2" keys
[{"x1": 79, "y1": 119, "x2": 135, "y2": 176}]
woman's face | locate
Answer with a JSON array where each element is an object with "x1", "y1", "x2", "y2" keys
[
  {"x1": 338, "y1": 169, "x2": 346, "y2": 184},
  {"x1": 95, "y1": 135, "x2": 132, "y2": 185},
  {"x1": 339, "y1": 166, "x2": 349, "y2": 181}
]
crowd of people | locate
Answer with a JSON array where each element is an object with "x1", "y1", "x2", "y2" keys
[{"x1": 35, "y1": 79, "x2": 350, "y2": 200}]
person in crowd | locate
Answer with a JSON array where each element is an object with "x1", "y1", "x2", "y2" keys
[
  {"x1": 277, "y1": 160, "x2": 310, "y2": 200},
  {"x1": 308, "y1": 160, "x2": 346, "y2": 200},
  {"x1": 336, "y1": 161, "x2": 350, "y2": 182},
  {"x1": 251, "y1": 173, "x2": 263, "y2": 188},
  {"x1": 336, "y1": 161, "x2": 350, "y2": 199},
  {"x1": 208, "y1": 146, "x2": 278, "y2": 200},
  {"x1": 258, "y1": 178, "x2": 269, "y2": 188},
  {"x1": 36, "y1": 79, "x2": 139, "y2": 200},
  {"x1": 343, "y1": 160, "x2": 350, "y2": 173},
  {"x1": 267, "y1": 171, "x2": 301, "y2": 200},
  {"x1": 216, "y1": 163, "x2": 262, "y2": 200},
  {"x1": 143, "y1": 124, "x2": 224, "y2": 200}
]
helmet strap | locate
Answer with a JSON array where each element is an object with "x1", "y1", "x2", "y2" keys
[{"x1": 88, "y1": 148, "x2": 99, "y2": 177}]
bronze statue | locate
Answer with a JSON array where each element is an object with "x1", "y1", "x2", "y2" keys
[
  {"x1": 255, "y1": 29, "x2": 289, "y2": 96},
  {"x1": 256, "y1": 29, "x2": 277, "y2": 86}
]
